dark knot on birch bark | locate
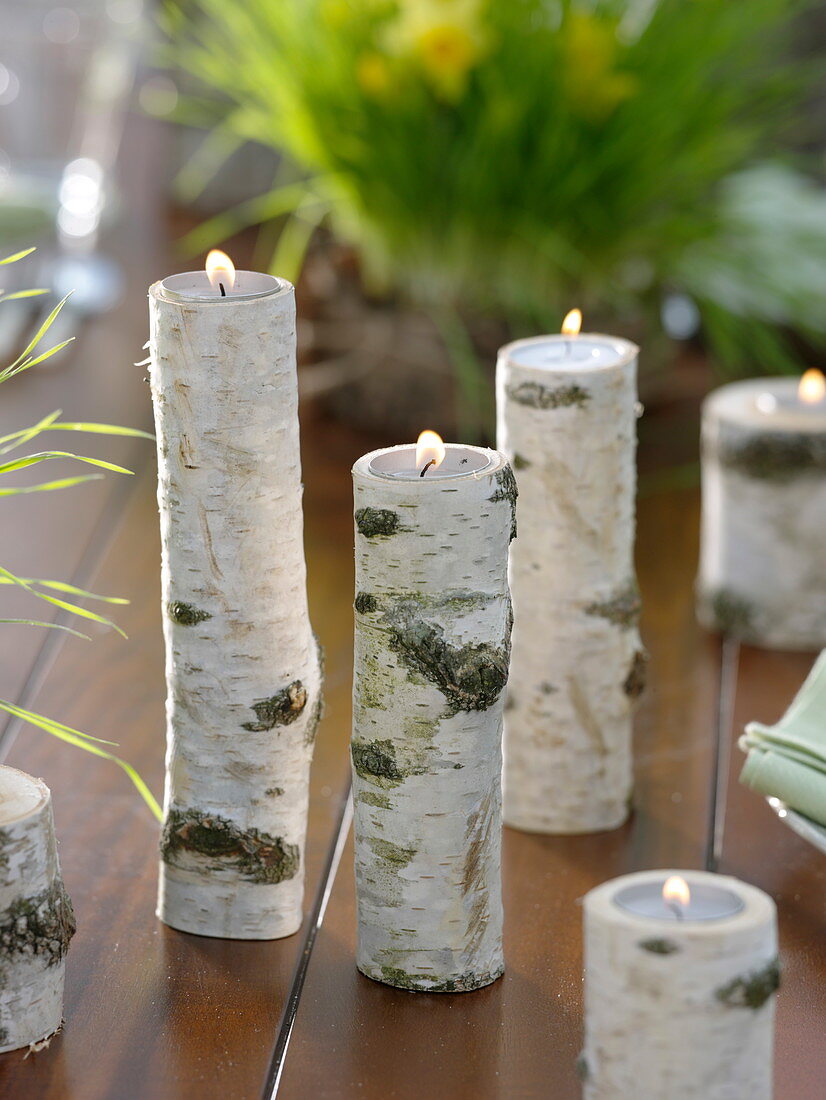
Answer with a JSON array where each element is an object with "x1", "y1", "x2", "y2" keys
[
  {"x1": 242, "y1": 680, "x2": 308, "y2": 731},
  {"x1": 160, "y1": 809, "x2": 300, "y2": 884}
]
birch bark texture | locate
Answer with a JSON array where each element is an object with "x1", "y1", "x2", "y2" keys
[
  {"x1": 698, "y1": 378, "x2": 826, "y2": 650},
  {"x1": 351, "y1": 447, "x2": 515, "y2": 992},
  {"x1": 149, "y1": 276, "x2": 322, "y2": 940},
  {"x1": 496, "y1": 336, "x2": 643, "y2": 834},
  {"x1": 0, "y1": 766, "x2": 75, "y2": 1052},
  {"x1": 582, "y1": 870, "x2": 778, "y2": 1099}
]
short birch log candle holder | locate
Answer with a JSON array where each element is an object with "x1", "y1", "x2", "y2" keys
[
  {"x1": 351, "y1": 436, "x2": 515, "y2": 992},
  {"x1": 496, "y1": 320, "x2": 644, "y2": 834},
  {"x1": 0, "y1": 766, "x2": 76, "y2": 1052},
  {"x1": 581, "y1": 870, "x2": 778, "y2": 1099},
  {"x1": 698, "y1": 372, "x2": 826, "y2": 650},
  {"x1": 150, "y1": 254, "x2": 322, "y2": 939}
]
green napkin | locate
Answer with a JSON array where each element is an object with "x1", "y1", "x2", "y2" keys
[{"x1": 739, "y1": 650, "x2": 826, "y2": 827}]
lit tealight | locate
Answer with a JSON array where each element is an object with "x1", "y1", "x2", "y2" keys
[
  {"x1": 799, "y1": 368, "x2": 826, "y2": 406},
  {"x1": 415, "y1": 430, "x2": 446, "y2": 477},
  {"x1": 205, "y1": 249, "x2": 236, "y2": 295},
  {"x1": 663, "y1": 875, "x2": 690, "y2": 914}
]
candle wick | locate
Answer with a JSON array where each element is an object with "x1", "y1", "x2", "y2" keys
[
  {"x1": 419, "y1": 459, "x2": 436, "y2": 478},
  {"x1": 219, "y1": 282, "x2": 227, "y2": 297},
  {"x1": 668, "y1": 902, "x2": 685, "y2": 922}
]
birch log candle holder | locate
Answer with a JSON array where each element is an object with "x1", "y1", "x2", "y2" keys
[
  {"x1": 351, "y1": 433, "x2": 515, "y2": 992},
  {"x1": 698, "y1": 371, "x2": 826, "y2": 650},
  {"x1": 581, "y1": 870, "x2": 778, "y2": 1099},
  {"x1": 149, "y1": 252, "x2": 322, "y2": 940},
  {"x1": 496, "y1": 314, "x2": 644, "y2": 834},
  {"x1": 0, "y1": 766, "x2": 75, "y2": 1052}
]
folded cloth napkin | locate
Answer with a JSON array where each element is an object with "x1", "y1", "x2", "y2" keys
[{"x1": 739, "y1": 650, "x2": 826, "y2": 828}]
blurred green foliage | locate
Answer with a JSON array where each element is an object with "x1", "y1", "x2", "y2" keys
[{"x1": 167, "y1": 0, "x2": 825, "y2": 385}]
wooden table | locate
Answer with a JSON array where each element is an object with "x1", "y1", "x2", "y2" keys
[{"x1": 1, "y1": 134, "x2": 824, "y2": 1100}]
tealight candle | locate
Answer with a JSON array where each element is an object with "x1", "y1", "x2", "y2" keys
[
  {"x1": 698, "y1": 371, "x2": 826, "y2": 649},
  {"x1": 496, "y1": 311, "x2": 644, "y2": 834},
  {"x1": 351, "y1": 432, "x2": 514, "y2": 992},
  {"x1": 582, "y1": 870, "x2": 778, "y2": 1099},
  {"x1": 149, "y1": 250, "x2": 322, "y2": 940}
]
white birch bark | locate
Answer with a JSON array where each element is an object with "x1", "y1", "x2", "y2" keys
[
  {"x1": 698, "y1": 378, "x2": 826, "y2": 651},
  {"x1": 149, "y1": 278, "x2": 322, "y2": 939},
  {"x1": 496, "y1": 337, "x2": 643, "y2": 834},
  {"x1": 0, "y1": 766, "x2": 75, "y2": 1052},
  {"x1": 351, "y1": 448, "x2": 515, "y2": 991},
  {"x1": 582, "y1": 870, "x2": 778, "y2": 1099}
]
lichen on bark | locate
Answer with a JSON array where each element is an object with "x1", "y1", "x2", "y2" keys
[
  {"x1": 512, "y1": 453, "x2": 531, "y2": 470},
  {"x1": 639, "y1": 937, "x2": 679, "y2": 955},
  {"x1": 355, "y1": 507, "x2": 402, "y2": 538},
  {"x1": 166, "y1": 601, "x2": 211, "y2": 626},
  {"x1": 487, "y1": 465, "x2": 518, "y2": 541},
  {"x1": 703, "y1": 587, "x2": 756, "y2": 637},
  {"x1": 161, "y1": 808, "x2": 300, "y2": 884},
  {"x1": 715, "y1": 958, "x2": 780, "y2": 1010},
  {"x1": 0, "y1": 880, "x2": 76, "y2": 966},
  {"x1": 716, "y1": 431, "x2": 826, "y2": 483},
  {"x1": 506, "y1": 380, "x2": 590, "y2": 410},
  {"x1": 368, "y1": 837, "x2": 416, "y2": 868},
  {"x1": 585, "y1": 581, "x2": 641, "y2": 630},
  {"x1": 352, "y1": 738, "x2": 403, "y2": 784},
  {"x1": 242, "y1": 680, "x2": 308, "y2": 731},
  {"x1": 358, "y1": 790, "x2": 391, "y2": 809},
  {"x1": 385, "y1": 607, "x2": 510, "y2": 715},
  {"x1": 623, "y1": 649, "x2": 648, "y2": 699},
  {"x1": 354, "y1": 591, "x2": 379, "y2": 615}
]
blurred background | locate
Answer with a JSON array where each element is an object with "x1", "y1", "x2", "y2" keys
[{"x1": 0, "y1": 0, "x2": 824, "y2": 444}]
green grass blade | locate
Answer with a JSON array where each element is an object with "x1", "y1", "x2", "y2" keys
[
  {"x1": 0, "y1": 247, "x2": 36, "y2": 265},
  {"x1": 0, "y1": 338, "x2": 75, "y2": 382},
  {"x1": 0, "y1": 699, "x2": 162, "y2": 821},
  {"x1": 0, "y1": 564, "x2": 126, "y2": 636},
  {"x1": 0, "y1": 450, "x2": 134, "y2": 476},
  {"x1": 0, "y1": 577, "x2": 129, "y2": 604},
  {"x1": 0, "y1": 410, "x2": 62, "y2": 454},
  {"x1": 0, "y1": 289, "x2": 49, "y2": 302},
  {"x1": 0, "y1": 417, "x2": 153, "y2": 453},
  {"x1": 47, "y1": 422, "x2": 154, "y2": 440},
  {"x1": 4, "y1": 293, "x2": 72, "y2": 372},
  {"x1": 0, "y1": 474, "x2": 103, "y2": 496},
  {"x1": 0, "y1": 699, "x2": 117, "y2": 744},
  {"x1": 0, "y1": 619, "x2": 91, "y2": 640}
]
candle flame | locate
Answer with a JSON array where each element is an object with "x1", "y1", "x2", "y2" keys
[
  {"x1": 205, "y1": 249, "x2": 236, "y2": 292},
  {"x1": 561, "y1": 308, "x2": 582, "y2": 336},
  {"x1": 799, "y1": 369, "x2": 826, "y2": 405},
  {"x1": 416, "y1": 430, "x2": 446, "y2": 474},
  {"x1": 663, "y1": 875, "x2": 690, "y2": 909}
]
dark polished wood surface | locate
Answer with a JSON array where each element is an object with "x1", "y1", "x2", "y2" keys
[{"x1": 0, "y1": 130, "x2": 824, "y2": 1100}]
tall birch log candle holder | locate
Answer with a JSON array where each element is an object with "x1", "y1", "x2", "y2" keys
[
  {"x1": 351, "y1": 433, "x2": 515, "y2": 992},
  {"x1": 0, "y1": 766, "x2": 76, "y2": 1052},
  {"x1": 698, "y1": 370, "x2": 826, "y2": 650},
  {"x1": 149, "y1": 252, "x2": 322, "y2": 940},
  {"x1": 496, "y1": 313, "x2": 644, "y2": 834},
  {"x1": 581, "y1": 870, "x2": 779, "y2": 1099}
]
